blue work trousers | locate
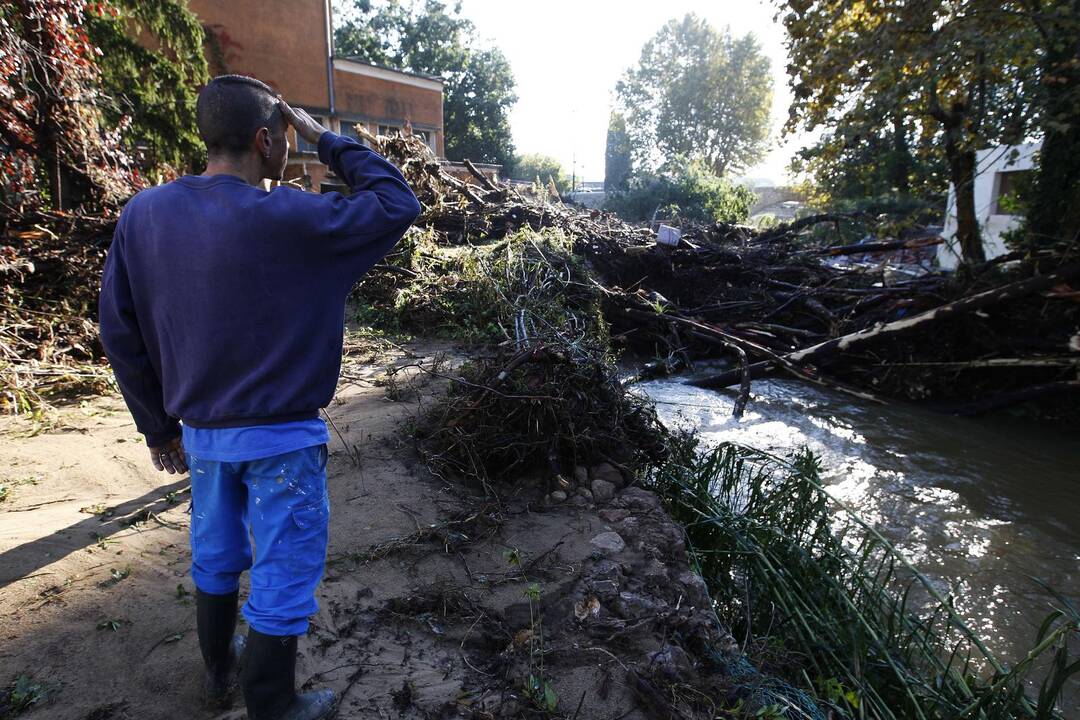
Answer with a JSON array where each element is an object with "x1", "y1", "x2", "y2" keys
[{"x1": 187, "y1": 444, "x2": 329, "y2": 636}]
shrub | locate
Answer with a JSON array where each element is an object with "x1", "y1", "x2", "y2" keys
[{"x1": 605, "y1": 159, "x2": 754, "y2": 225}]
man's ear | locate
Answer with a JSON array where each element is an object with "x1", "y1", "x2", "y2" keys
[{"x1": 255, "y1": 127, "x2": 272, "y2": 159}]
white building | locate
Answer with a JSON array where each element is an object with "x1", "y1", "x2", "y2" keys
[{"x1": 938, "y1": 142, "x2": 1039, "y2": 270}]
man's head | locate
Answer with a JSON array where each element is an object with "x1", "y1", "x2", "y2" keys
[{"x1": 196, "y1": 75, "x2": 289, "y2": 180}]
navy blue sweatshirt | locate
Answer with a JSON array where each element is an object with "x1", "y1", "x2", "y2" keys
[{"x1": 99, "y1": 132, "x2": 422, "y2": 447}]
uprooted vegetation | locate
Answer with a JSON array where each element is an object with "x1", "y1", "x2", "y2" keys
[
  {"x1": 355, "y1": 128, "x2": 1080, "y2": 717},
  {"x1": 3, "y1": 125, "x2": 1078, "y2": 716},
  {"x1": 4, "y1": 122, "x2": 1077, "y2": 419},
  {"x1": 356, "y1": 126, "x2": 1079, "y2": 420}
]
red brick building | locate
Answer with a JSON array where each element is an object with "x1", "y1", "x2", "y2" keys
[{"x1": 185, "y1": 0, "x2": 445, "y2": 190}]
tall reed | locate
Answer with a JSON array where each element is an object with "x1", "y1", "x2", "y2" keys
[{"x1": 646, "y1": 433, "x2": 1080, "y2": 719}]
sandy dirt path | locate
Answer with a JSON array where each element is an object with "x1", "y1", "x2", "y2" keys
[{"x1": 0, "y1": 342, "x2": 737, "y2": 720}]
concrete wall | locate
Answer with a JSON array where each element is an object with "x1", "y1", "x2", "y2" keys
[{"x1": 938, "y1": 142, "x2": 1040, "y2": 270}]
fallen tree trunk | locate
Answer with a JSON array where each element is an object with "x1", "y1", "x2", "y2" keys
[
  {"x1": 692, "y1": 264, "x2": 1080, "y2": 390},
  {"x1": 815, "y1": 236, "x2": 943, "y2": 257}
]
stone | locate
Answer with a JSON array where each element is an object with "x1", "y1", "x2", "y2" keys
[
  {"x1": 614, "y1": 487, "x2": 661, "y2": 511},
  {"x1": 614, "y1": 591, "x2": 658, "y2": 618},
  {"x1": 573, "y1": 465, "x2": 589, "y2": 485},
  {"x1": 643, "y1": 559, "x2": 668, "y2": 583},
  {"x1": 589, "y1": 531, "x2": 625, "y2": 555},
  {"x1": 590, "y1": 559, "x2": 623, "y2": 581},
  {"x1": 575, "y1": 486, "x2": 593, "y2": 501},
  {"x1": 549, "y1": 490, "x2": 567, "y2": 503},
  {"x1": 591, "y1": 579, "x2": 619, "y2": 601},
  {"x1": 616, "y1": 516, "x2": 641, "y2": 536},
  {"x1": 591, "y1": 478, "x2": 616, "y2": 504},
  {"x1": 675, "y1": 570, "x2": 710, "y2": 607},
  {"x1": 592, "y1": 462, "x2": 625, "y2": 488},
  {"x1": 598, "y1": 508, "x2": 631, "y2": 523},
  {"x1": 568, "y1": 494, "x2": 588, "y2": 507},
  {"x1": 647, "y1": 644, "x2": 695, "y2": 681}
]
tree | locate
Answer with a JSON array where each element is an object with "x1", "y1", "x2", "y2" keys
[
  {"x1": 780, "y1": 1, "x2": 1041, "y2": 264},
  {"x1": 604, "y1": 112, "x2": 632, "y2": 192},
  {"x1": 616, "y1": 15, "x2": 773, "y2": 177},
  {"x1": 1021, "y1": 0, "x2": 1080, "y2": 250},
  {"x1": 86, "y1": 0, "x2": 208, "y2": 174},
  {"x1": 511, "y1": 154, "x2": 569, "y2": 194},
  {"x1": 2, "y1": 0, "x2": 135, "y2": 210},
  {"x1": 605, "y1": 159, "x2": 755, "y2": 225},
  {"x1": 790, "y1": 116, "x2": 948, "y2": 214},
  {"x1": 0, "y1": 0, "x2": 207, "y2": 212},
  {"x1": 334, "y1": 0, "x2": 518, "y2": 168}
]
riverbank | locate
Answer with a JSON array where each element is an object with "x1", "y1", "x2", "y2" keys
[
  {"x1": 639, "y1": 370, "x2": 1080, "y2": 670},
  {"x1": 0, "y1": 337, "x2": 791, "y2": 720}
]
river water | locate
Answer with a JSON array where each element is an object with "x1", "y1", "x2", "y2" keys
[{"x1": 637, "y1": 369, "x2": 1080, "y2": 709}]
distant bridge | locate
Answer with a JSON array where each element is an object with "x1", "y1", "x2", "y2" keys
[{"x1": 750, "y1": 186, "x2": 807, "y2": 217}]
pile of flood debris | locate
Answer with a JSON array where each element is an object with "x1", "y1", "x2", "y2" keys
[
  {"x1": 363, "y1": 126, "x2": 1080, "y2": 419},
  {"x1": 1, "y1": 207, "x2": 117, "y2": 413},
  {"x1": 3, "y1": 124, "x2": 1077, "y2": 419}
]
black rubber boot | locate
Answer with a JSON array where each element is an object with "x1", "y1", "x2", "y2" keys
[
  {"x1": 241, "y1": 628, "x2": 335, "y2": 720},
  {"x1": 196, "y1": 589, "x2": 245, "y2": 708}
]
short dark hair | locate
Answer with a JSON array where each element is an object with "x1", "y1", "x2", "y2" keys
[{"x1": 196, "y1": 75, "x2": 284, "y2": 155}]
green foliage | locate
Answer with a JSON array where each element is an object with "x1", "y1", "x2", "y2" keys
[
  {"x1": 604, "y1": 111, "x2": 632, "y2": 192},
  {"x1": 503, "y1": 553, "x2": 557, "y2": 713},
  {"x1": 605, "y1": 159, "x2": 754, "y2": 225},
  {"x1": 334, "y1": 0, "x2": 517, "y2": 167},
  {"x1": 1016, "y1": 2, "x2": 1080, "y2": 251},
  {"x1": 511, "y1": 153, "x2": 569, "y2": 194},
  {"x1": 1, "y1": 0, "x2": 140, "y2": 209},
  {"x1": 780, "y1": 1, "x2": 1050, "y2": 262},
  {"x1": 96, "y1": 618, "x2": 128, "y2": 631},
  {"x1": 782, "y1": 2, "x2": 1039, "y2": 147},
  {"x1": 790, "y1": 120, "x2": 948, "y2": 212},
  {"x1": 796, "y1": 194, "x2": 946, "y2": 248},
  {"x1": 647, "y1": 433, "x2": 1080, "y2": 719},
  {"x1": 86, "y1": 0, "x2": 208, "y2": 175},
  {"x1": 353, "y1": 228, "x2": 606, "y2": 345},
  {"x1": 0, "y1": 676, "x2": 46, "y2": 718},
  {"x1": 616, "y1": 14, "x2": 772, "y2": 176}
]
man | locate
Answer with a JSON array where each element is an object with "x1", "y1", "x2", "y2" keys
[{"x1": 99, "y1": 75, "x2": 421, "y2": 719}]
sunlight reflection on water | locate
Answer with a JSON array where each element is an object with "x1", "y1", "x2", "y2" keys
[{"x1": 638, "y1": 370, "x2": 1080, "y2": 704}]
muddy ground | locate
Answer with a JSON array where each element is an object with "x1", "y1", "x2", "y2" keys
[{"x1": 0, "y1": 340, "x2": 760, "y2": 720}]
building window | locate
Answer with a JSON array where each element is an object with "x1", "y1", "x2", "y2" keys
[
  {"x1": 378, "y1": 124, "x2": 435, "y2": 152},
  {"x1": 295, "y1": 116, "x2": 327, "y2": 154},
  {"x1": 338, "y1": 120, "x2": 369, "y2": 146},
  {"x1": 414, "y1": 130, "x2": 436, "y2": 152},
  {"x1": 994, "y1": 169, "x2": 1031, "y2": 215}
]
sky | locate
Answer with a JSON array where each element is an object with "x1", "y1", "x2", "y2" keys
[{"x1": 456, "y1": 0, "x2": 812, "y2": 185}]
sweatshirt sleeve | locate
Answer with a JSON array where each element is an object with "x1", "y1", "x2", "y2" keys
[
  {"x1": 98, "y1": 222, "x2": 180, "y2": 447},
  {"x1": 315, "y1": 131, "x2": 422, "y2": 281}
]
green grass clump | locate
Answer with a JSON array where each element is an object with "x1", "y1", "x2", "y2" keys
[
  {"x1": 646, "y1": 433, "x2": 1080, "y2": 719},
  {"x1": 351, "y1": 228, "x2": 606, "y2": 345},
  {"x1": 0, "y1": 676, "x2": 46, "y2": 718}
]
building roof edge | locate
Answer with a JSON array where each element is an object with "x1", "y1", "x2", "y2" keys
[{"x1": 334, "y1": 56, "x2": 445, "y2": 84}]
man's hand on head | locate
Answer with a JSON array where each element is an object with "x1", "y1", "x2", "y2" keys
[
  {"x1": 149, "y1": 436, "x2": 188, "y2": 475},
  {"x1": 280, "y1": 101, "x2": 329, "y2": 146}
]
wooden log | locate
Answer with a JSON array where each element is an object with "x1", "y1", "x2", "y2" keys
[
  {"x1": 463, "y1": 159, "x2": 499, "y2": 191},
  {"x1": 756, "y1": 213, "x2": 857, "y2": 243},
  {"x1": 692, "y1": 263, "x2": 1080, "y2": 390},
  {"x1": 815, "y1": 236, "x2": 943, "y2": 256},
  {"x1": 616, "y1": 306, "x2": 886, "y2": 403}
]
